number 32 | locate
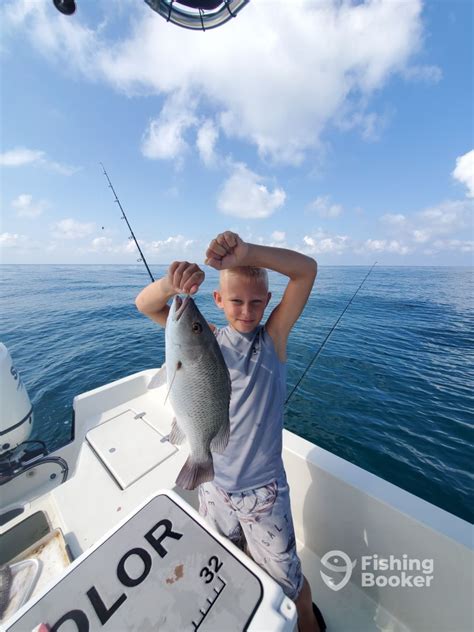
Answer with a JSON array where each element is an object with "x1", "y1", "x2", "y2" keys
[{"x1": 199, "y1": 555, "x2": 223, "y2": 584}]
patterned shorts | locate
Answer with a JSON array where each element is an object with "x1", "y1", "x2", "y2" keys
[{"x1": 198, "y1": 473, "x2": 304, "y2": 601}]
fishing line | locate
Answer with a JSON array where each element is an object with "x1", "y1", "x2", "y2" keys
[
  {"x1": 100, "y1": 163, "x2": 155, "y2": 283},
  {"x1": 164, "y1": 361, "x2": 182, "y2": 405},
  {"x1": 285, "y1": 261, "x2": 378, "y2": 407}
]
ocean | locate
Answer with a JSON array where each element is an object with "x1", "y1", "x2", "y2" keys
[{"x1": 1, "y1": 264, "x2": 472, "y2": 523}]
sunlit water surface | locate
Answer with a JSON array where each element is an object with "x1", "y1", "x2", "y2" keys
[{"x1": 1, "y1": 265, "x2": 472, "y2": 523}]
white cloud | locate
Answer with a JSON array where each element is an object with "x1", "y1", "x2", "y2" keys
[
  {"x1": 78, "y1": 237, "x2": 141, "y2": 255},
  {"x1": 79, "y1": 234, "x2": 198, "y2": 258},
  {"x1": 380, "y1": 200, "x2": 472, "y2": 247},
  {"x1": 301, "y1": 229, "x2": 349, "y2": 254},
  {"x1": 367, "y1": 186, "x2": 473, "y2": 257},
  {"x1": 360, "y1": 239, "x2": 409, "y2": 255},
  {"x1": 299, "y1": 228, "x2": 411, "y2": 257},
  {"x1": 271, "y1": 231, "x2": 286, "y2": 242},
  {"x1": 414, "y1": 200, "x2": 472, "y2": 240},
  {"x1": 141, "y1": 91, "x2": 198, "y2": 163},
  {"x1": 125, "y1": 239, "x2": 138, "y2": 254},
  {"x1": 90, "y1": 237, "x2": 113, "y2": 252},
  {"x1": 196, "y1": 119, "x2": 219, "y2": 167},
  {"x1": 452, "y1": 150, "x2": 474, "y2": 197},
  {"x1": 402, "y1": 65, "x2": 443, "y2": 83},
  {"x1": 217, "y1": 164, "x2": 286, "y2": 219},
  {"x1": 43, "y1": 159, "x2": 79, "y2": 176},
  {"x1": 431, "y1": 239, "x2": 473, "y2": 253},
  {"x1": 149, "y1": 234, "x2": 196, "y2": 255},
  {"x1": 2, "y1": 0, "x2": 98, "y2": 76},
  {"x1": 12, "y1": 194, "x2": 47, "y2": 218},
  {"x1": 0, "y1": 146, "x2": 79, "y2": 175},
  {"x1": 308, "y1": 195, "x2": 343, "y2": 218},
  {"x1": 75, "y1": 233, "x2": 207, "y2": 261},
  {"x1": 0, "y1": 232, "x2": 29, "y2": 247},
  {"x1": 3, "y1": 0, "x2": 425, "y2": 165},
  {"x1": 412, "y1": 229, "x2": 430, "y2": 243},
  {"x1": 52, "y1": 218, "x2": 96, "y2": 240},
  {"x1": 381, "y1": 213, "x2": 407, "y2": 226},
  {"x1": 334, "y1": 104, "x2": 393, "y2": 142},
  {"x1": 0, "y1": 148, "x2": 44, "y2": 167}
]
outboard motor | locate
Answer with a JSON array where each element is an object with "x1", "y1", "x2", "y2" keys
[
  {"x1": 0, "y1": 344, "x2": 67, "y2": 501},
  {"x1": 0, "y1": 343, "x2": 33, "y2": 456},
  {"x1": 0, "y1": 344, "x2": 52, "y2": 486}
]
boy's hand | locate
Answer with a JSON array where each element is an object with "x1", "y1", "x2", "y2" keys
[
  {"x1": 166, "y1": 261, "x2": 205, "y2": 295},
  {"x1": 205, "y1": 231, "x2": 249, "y2": 270}
]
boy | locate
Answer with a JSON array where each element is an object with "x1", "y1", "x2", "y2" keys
[{"x1": 135, "y1": 231, "x2": 324, "y2": 632}]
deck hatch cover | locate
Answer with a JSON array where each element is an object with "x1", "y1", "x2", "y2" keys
[{"x1": 86, "y1": 409, "x2": 177, "y2": 489}]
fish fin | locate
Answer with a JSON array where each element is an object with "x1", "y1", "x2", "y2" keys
[
  {"x1": 168, "y1": 418, "x2": 186, "y2": 446},
  {"x1": 164, "y1": 361, "x2": 182, "y2": 405},
  {"x1": 175, "y1": 456, "x2": 214, "y2": 490},
  {"x1": 148, "y1": 365, "x2": 167, "y2": 390},
  {"x1": 210, "y1": 421, "x2": 230, "y2": 454}
]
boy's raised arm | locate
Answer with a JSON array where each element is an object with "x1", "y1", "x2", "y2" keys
[
  {"x1": 135, "y1": 261, "x2": 205, "y2": 327},
  {"x1": 206, "y1": 232, "x2": 317, "y2": 357}
]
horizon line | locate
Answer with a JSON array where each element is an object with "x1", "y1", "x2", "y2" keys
[{"x1": 1, "y1": 263, "x2": 472, "y2": 268}]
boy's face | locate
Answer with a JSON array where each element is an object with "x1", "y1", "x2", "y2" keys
[{"x1": 213, "y1": 274, "x2": 271, "y2": 334}]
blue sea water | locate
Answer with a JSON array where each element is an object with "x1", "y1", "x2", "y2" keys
[{"x1": 1, "y1": 265, "x2": 473, "y2": 524}]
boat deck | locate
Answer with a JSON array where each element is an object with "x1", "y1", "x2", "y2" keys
[
  {"x1": 2, "y1": 368, "x2": 472, "y2": 631},
  {"x1": 15, "y1": 376, "x2": 399, "y2": 631}
]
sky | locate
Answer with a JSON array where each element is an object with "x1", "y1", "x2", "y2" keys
[{"x1": 0, "y1": 0, "x2": 473, "y2": 266}]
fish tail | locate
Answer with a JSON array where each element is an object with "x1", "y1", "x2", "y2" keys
[{"x1": 175, "y1": 456, "x2": 214, "y2": 490}]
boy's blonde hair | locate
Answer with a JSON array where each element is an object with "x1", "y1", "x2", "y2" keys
[{"x1": 220, "y1": 266, "x2": 269, "y2": 290}]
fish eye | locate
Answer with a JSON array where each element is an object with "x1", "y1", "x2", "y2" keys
[{"x1": 192, "y1": 322, "x2": 203, "y2": 334}]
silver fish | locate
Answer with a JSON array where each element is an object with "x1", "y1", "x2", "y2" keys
[{"x1": 165, "y1": 295, "x2": 231, "y2": 490}]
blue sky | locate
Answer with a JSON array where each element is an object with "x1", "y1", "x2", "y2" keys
[{"x1": 1, "y1": 0, "x2": 473, "y2": 265}]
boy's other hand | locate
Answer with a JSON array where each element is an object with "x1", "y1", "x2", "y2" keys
[
  {"x1": 205, "y1": 231, "x2": 249, "y2": 270},
  {"x1": 166, "y1": 261, "x2": 205, "y2": 295}
]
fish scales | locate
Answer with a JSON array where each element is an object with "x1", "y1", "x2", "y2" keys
[{"x1": 165, "y1": 295, "x2": 231, "y2": 490}]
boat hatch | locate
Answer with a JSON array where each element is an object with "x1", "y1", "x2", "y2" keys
[
  {"x1": 0, "y1": 508, "x2": 24, "y2": 529},
  {"x1": 0, "y1": 512, "x2": 50, "y2": 565},
  {"x1": 86, "y1": 409, "x2": 177, "y2": 489},
  {"x1": 5, "y1": 492, "x2": 296, "y2": 631}
]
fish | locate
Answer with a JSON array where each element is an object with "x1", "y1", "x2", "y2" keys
[{"x1": 165, "y1": 294, "x2": 231, "y2": 490}]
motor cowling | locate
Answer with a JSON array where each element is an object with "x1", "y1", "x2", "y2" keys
[{"x1": 0, "y1": 343, "x2": 33, "y2": 455}]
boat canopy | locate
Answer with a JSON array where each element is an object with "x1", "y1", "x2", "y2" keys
[
  {"x1": 144, "y1": 0, "x2": 250, "y2": 30},
  {"x1": 53, "y1": 0, "x2": 250, "y2": 30}
]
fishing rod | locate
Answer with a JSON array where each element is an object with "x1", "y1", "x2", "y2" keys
[
  {"x1": 285, "y1": 261, "x2": 378, "y2": 407},
  {"x1": 100, "y1": 163, "x2": 155, "y2": 283}
]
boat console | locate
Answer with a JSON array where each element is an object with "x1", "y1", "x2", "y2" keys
[{"x1": 2, "y1": 492, "x2": 297, "y2": 631}]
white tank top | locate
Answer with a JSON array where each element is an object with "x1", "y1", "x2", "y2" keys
[{"x1": 212, "y1": 324, "x2": 287, "y2": 492}]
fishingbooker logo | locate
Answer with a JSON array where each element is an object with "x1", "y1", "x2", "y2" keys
[
  {"x1": 320, "y1": 550, "x2": 434, "y2": 591},
  {"x1": 320, "y1": 551, "x2": 356, "y2": 591}
]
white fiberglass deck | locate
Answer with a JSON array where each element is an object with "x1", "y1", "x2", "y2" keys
[{"x1": 2, "y1": 368, "x2": 472, "y2": 631}]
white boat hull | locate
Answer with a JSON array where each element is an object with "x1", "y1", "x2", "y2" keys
[{"x1": 1, "y1": 367, "x2": 472, "y2": 631}]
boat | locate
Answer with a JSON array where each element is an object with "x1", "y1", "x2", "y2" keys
[{"x1": 0, "y1": 342, "x2": 472, "y2": 631}]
